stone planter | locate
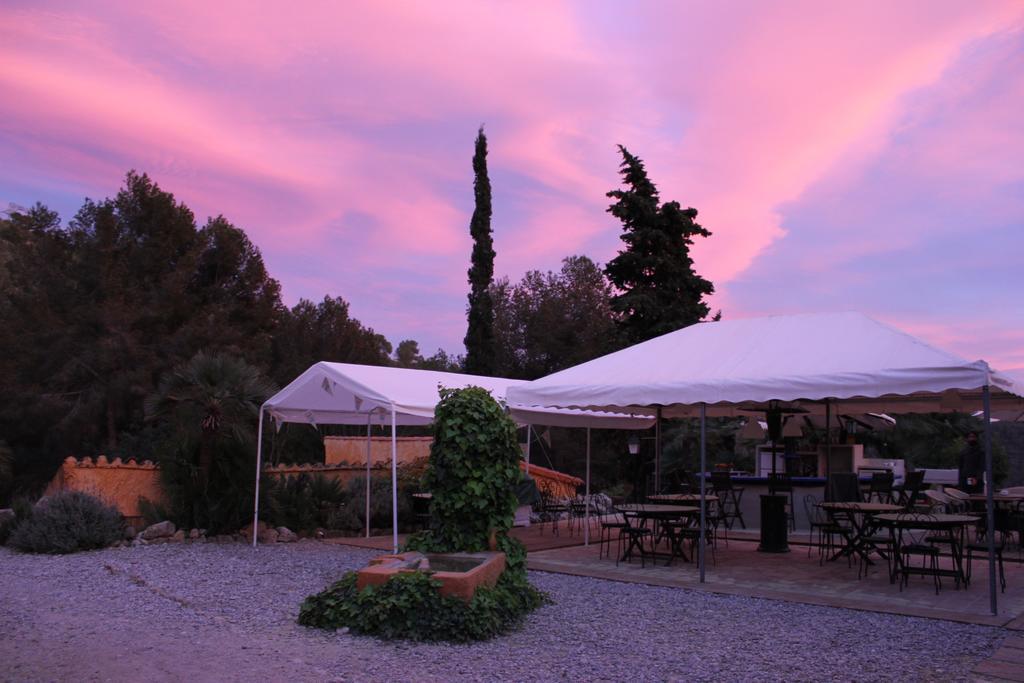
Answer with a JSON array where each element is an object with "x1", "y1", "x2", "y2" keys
[{"x1": 356, "y1": 551, "x2": 506, "y2": 602}]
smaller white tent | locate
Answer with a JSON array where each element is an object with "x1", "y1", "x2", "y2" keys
[{"x1": 254, "y1": 362, "x2": 653, "y2": 551}]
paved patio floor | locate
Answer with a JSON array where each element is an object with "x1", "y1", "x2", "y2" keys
[
  {"x1": 326, "y1": 519, "x2": 592, "y2": 552},
  {"x1": 526, "y1": 525, "x2": 1024, "y2": 628}
]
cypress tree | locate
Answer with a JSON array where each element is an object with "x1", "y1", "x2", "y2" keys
[
  {"x1": 604, "y1": 145, "x2": 717, "y2": 344},
  {"x1": 463, "y1": 127, "x2": 496, "y2": 375}
]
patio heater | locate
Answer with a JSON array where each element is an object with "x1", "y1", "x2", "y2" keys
[{"x1": 628, "y1": 434, "x2": 641, "y2": 502}]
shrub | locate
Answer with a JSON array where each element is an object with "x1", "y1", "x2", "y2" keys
[
  {"x1": 137, "y1": 496, "x2": 173, "y2": 527},
  {"x1": 7, "y1": 491, "x2": 124, "y2": 554},
  {"x1": 0, "y1": 497, "x2": 33, "y2": 546},
  {"x1": 266, "y1": 473, "x2": 345, "y2": 533},
  {"x1": 340, "y1": 475, "x2": 414, "y2": 532},
  {"x1": 297, "y1": 569, "x2": 545, "y2": 642},
  {"x1": 416, "y1": 386, "x2": 522, "y2": 550}
]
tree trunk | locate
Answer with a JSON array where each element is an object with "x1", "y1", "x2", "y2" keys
[{"x1": 198, "y1": 433, "x2": 213, "y2": 490}]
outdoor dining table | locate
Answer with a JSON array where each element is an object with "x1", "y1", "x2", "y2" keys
[
  {"x1": 615, "y1": 504, "x2": 700, "y2": 565},
  {"x1": 818, "y1": 501, "x2": 903, "y2": 565},
  {"x1": 647, "y1": 493, "x2": 719, "y2": 504},
  {"x1": 873, "y1": 512, "x2": 980, "y2": 586},
  {"x1": 968, "y1": 494, "x2": 1024, "y2": 505}
]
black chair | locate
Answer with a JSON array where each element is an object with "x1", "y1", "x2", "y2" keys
[
  {"x1": 857, "y1": 513, "x2": 895, "y2": 581},
  {"x1": 768, "y1": 473, "x2": 795, "y2": 531},
  {"x1": 567, "y1": 497, "x2": 583, "y2": 536},
  {"x1": 1011, "y1": 501, "x2": 1024, "y2": 561},
  {"x1": 615, "y1": 506, "x2": 653, "y2": 568},
  {"x1": 537, "y1": 489, "x2": 568, "y2": 536},
  {"x1": 598, "y1": 509, "x2": 629, "y2": 560},
  {"x1": 710, "y1": 471, "x2": 746, "y2": 529},
  {"x1": 864, "y1": 471, "x2": 895, "y2": 504},
  {"x1": 895, "y1": 470, "x2": 926, "y2": 510},
  {"x1": 966, "y1": 528, "x2": 1007, "y2": 593},
  {"x1": 803, "y1": 494, "x2": 841, "y2": 565},
  {"x1": 826, "y1": 473, "x2": 862, "y2": 503},
  {"x1": 896, "y1": 513, "x2": 943, "y2": 595}
]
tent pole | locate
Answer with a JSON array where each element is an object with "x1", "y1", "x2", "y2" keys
[
  {"x1": 365, "y1": 413, "x2": 372, "y2": 539},
  {"x1": 252, "y1": 405, "x2": 265, "y2": 548},
  {"x1": 824, "y1": 400, "x2": 832, "y2": 499},
  {"x1": 699, "y1": 402, "x2": 706, "y2": 583},
  {"x1": 584, "y1": 428, "x2": 591, "y2": 546},
  {"x1": 984, "y1": 384, "x2": 996, "y2": 616},
  {"x1": 525, "y1": 424, "x2": 531, "y2": 476},
  {"x1": 391, "y1": 405, "x2": 399, "y2": 554},
  {"x1": 655, "y1": 406, "x2": 662, "y2": 494}
]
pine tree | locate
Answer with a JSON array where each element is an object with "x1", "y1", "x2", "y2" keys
[
  {"x1": 604, "y1": 145, "x2": 717, "y2": 344},
  {"x1": 463, "y1": 127, "x2": 496, "y2": 375}
]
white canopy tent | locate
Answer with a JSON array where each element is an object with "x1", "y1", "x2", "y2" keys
[
  {"x1": 507, "y1": 312, "x2": 1024, "y2": 614},
  {"x1": 253, "y1": 362, "x2": 653, "y2": 552}
]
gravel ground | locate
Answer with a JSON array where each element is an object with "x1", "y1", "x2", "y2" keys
[{"x1": 0, "y1": 542, "x2": 1007, "y2": 682}]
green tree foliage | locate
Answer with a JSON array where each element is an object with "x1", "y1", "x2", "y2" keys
[
  {"x1": 0, "y1": 204, "x2": 88, "y2": 493},
  {"x1": 145, "y1": 351, "x2": 276, "y2": 532},
  {"x1": 394, "y1": 339, "x2": 422, "y2": 367},
  {"x1": 463, "y1": 127, "x2": 496, "y2": 375},
  {"x1": 0, "y1": 174, "x2": 284, "y2": 496},
  {"x1": 271, "y1": 295, "x2": 392, "y2": 386},
  {"x1": 492, "y1": 255, "x2": 620, "y2": 379},
  {"x1": 604, "y1": 146, "x2": 718, "y2": 344},
  {"x1": 175, "y1": 215, "x2": 284, "y2": 368},
  {"x1": 393, "y1": 339, "x2": 466, "y2": 373}
]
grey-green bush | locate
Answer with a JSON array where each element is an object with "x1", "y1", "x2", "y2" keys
[{"x1": 8, "y1": 491, "x2": 125, "y2": 554}]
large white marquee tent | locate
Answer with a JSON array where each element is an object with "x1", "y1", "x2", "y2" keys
[
  {"x1": 507, "y1": 312, "x2": 1024, "y2": 614},
  {"x1": 253, "y1": 362, "x2": 653, "y2": 552}
]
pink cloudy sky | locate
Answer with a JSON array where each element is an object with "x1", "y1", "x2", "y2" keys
[{"x1": 2, "y1": 1, "x2": 1022, "y2": 371}]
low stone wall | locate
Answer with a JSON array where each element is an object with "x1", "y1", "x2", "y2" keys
[
  {"x1": 324, "y1": 436, "x2": 432, "y2": 467},
  {"x1": 44, "y1": 456, "x2": 167, "y2": 524}
]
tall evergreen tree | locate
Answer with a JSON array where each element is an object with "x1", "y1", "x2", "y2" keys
[
  {"x1": 463, "y1": 126, "x2": 496, "y2": 375},
  {"x1": 604, "y1": 145, "x2": 717, "y2": 344}
]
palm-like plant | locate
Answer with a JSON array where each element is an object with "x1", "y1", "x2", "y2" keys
[{"x1": 145, "y1": 351, "x2": 276, "y2": 486}]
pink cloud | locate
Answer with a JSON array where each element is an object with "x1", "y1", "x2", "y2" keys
[{"x1": 1, "y1": 1, "x2": 1022, "y2": 359}]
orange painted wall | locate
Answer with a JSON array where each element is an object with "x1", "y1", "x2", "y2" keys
[
  {"x1": 44, "y1": 456, "x2": 167, "y2": 522},
  {"x1": 324, "y1": 436, "x2": 432, "y2": 466}
]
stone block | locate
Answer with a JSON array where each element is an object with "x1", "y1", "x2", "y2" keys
[
  {"x1": 275, "y1": 527, "x2": 298, "y2": 543},
  {"x1": 141, "y1": 521, "x2": 176, "y2": 540}
]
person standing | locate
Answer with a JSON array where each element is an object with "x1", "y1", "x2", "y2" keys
[{"x1": 958, "y1": 431, "x2": 985, "y2": 494}]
